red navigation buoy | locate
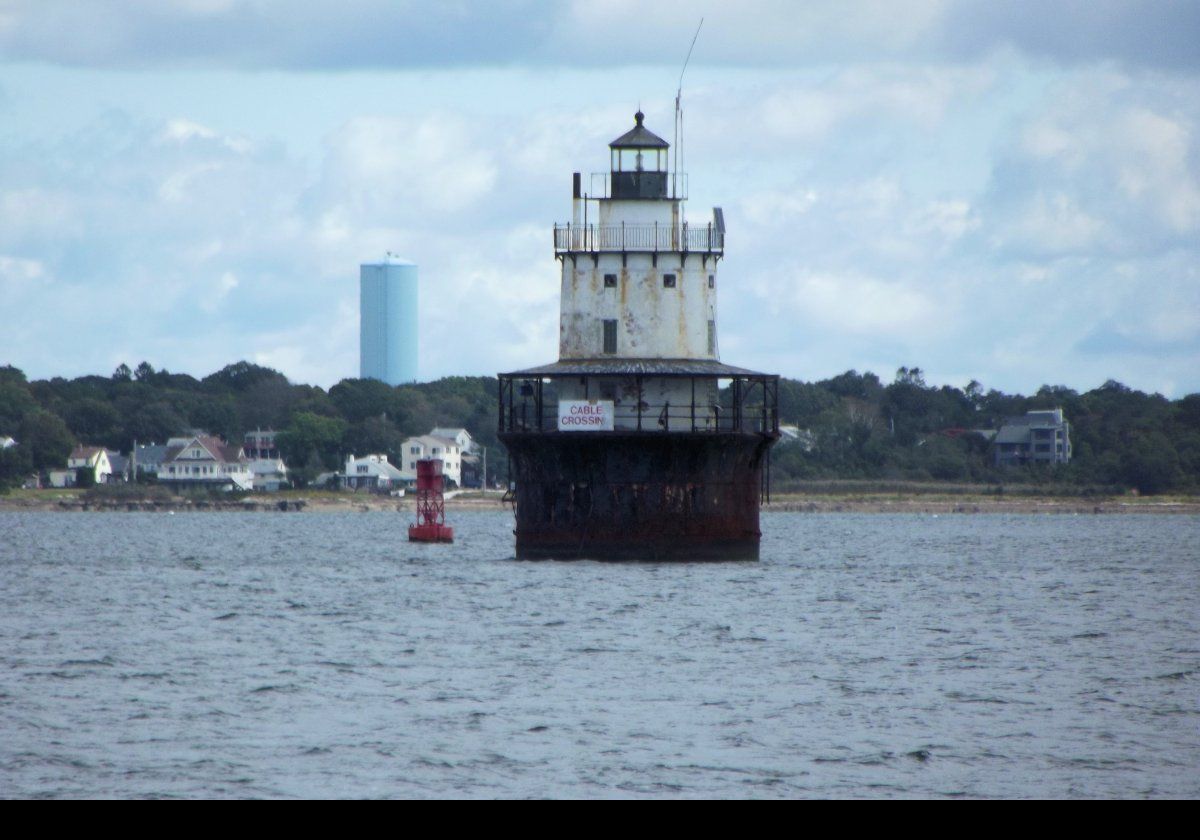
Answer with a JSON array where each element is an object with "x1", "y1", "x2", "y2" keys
[{"x1": 408, "y1": 458, "x2": 454, "y2": 543}]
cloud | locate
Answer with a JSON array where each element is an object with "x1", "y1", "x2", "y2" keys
[
  {"x1": 318, "y1": 114, "x2": 496, "y2": 219},
  {"x1": 3, "y1": 1, "x2": 1198, "y2": 71},
  {"x1": 934, "y1": 0, "x2": 1200, "y2": 72},
  {"x1": 0, "y1": 254, "x2": 47, "y2": 296},
  {"x1": 981, "y1": 67, "x2": 1200, "y2": 260},
  {"x1": 1075, "y1": 323, "x2": 1200, "y2": 357},
  {"x1": 764, "y1": 268, "x2": 942, "y2": 338},
  {"x1": 1, "y1": 41, "x2": 1198, "y2": 398}
]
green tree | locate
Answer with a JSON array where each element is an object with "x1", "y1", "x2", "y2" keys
[
  {"x1": 190, "y1": 396, "x2": 239, "y2": 441},
  {"x1": 237, "y1": 378, "x2": 300, "y2": 431},
  {"x1": 330, "y1": 378, "x2": 399, "y2": 424},
  {"x1": 0, "y1": 379, "x2": 38, "y2": 434},
  {"x1": 0, "y1": 443, "x2": 33, "y2": 491},
  {"x1": 123, "y1": 402, "x2": 188, "y2": 448},
  {"x1": 276, "y1": 412, "x2": 347, "y2": 472},
  {"x1": 202, "y1": 361, "x2": 289, "y2": 393},
  {"x1": 1119, "y1": 432, "x2": 1181, "y2": 494},
  {"x1": 65, "y1": 398, "x2": 122, "y2": 444},
  {"x1": 343, "y1": 416, "x2": 405, "y2": 459},
  {"x1": 18, "y1": 410, "x2": 75, "y2": 471}
]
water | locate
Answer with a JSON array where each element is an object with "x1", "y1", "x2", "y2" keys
[{"x1": 1, "y1": 510, "x2": 1197, "y2": 798}]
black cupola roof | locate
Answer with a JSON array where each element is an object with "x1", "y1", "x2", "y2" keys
[{"x1": 609, "y1": 110, "x2": 669, "y2": 149}]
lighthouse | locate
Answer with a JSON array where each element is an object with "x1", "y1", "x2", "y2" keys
[{"x1": 498, "y1": 111, "x2": 779, "y2": 560}]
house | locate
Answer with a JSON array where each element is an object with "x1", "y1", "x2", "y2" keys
[
  {"x1": 994, "y1": 408, "x2": 1072, "y2": 467},
  {"x1": 401, "y1": 434, "x2": 462, "y2": 488},
  {"x1": 105, "y1": 451, "x2": 131, "y2": 483},
  {"x1": 132, "y1": 443, "x2": 169, "y2": 478},
  {"x1": 342, "y1": 453, "x2": 410, "y2": 493},
  {"x1": 776, "y1": 425, "x2": 815, "y2": 452},
  {"x1": 159, "y1": 434, "x2": 253, "y2": 490},
  {"x1": 47, "y1": 469, "x2": 74, "y2": 488},
  {"x1": 50, "y1": 445, "x2": 113, "y2": 487},
  {"x1": 429, "y1": 427, "x2": 477, "y2": 454},
  {"x1": 243, "y1": 429, "x2": 288, "y2": 491},
  {"x1": 243, "y1": 429, "x2": 280, "y2": 460},
  {"x1": 1, "y1": 436, "x2": 15, "y2": 449}
]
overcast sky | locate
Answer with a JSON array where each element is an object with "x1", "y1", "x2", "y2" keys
[{"x1": 1, "y1": 0, "x2": 1197, "y2": 396}]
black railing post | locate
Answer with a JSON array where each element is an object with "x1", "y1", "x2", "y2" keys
[{"x1": 636, "y1": 376, "x2": 643, "y2": 431}]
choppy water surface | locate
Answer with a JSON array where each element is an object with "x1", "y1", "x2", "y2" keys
[{"x1": 1, "y1": 510, "x2": 1197, "y2": 798}]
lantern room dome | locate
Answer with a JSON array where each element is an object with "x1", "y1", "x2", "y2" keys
[{"x1": 608, "y1": 111, "x2": 670, "y2": 150}]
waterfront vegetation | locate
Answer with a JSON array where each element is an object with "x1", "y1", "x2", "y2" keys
[{"x1": 1, "y1": 361, "x2": 1197, "y2": 495}]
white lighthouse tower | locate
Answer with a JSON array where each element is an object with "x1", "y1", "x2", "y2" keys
[
  {"x1": 499, "y1": 110, "x2": 778, "y2": 560},
  {"x1": 555, "y1": 110, "x2": 726, "y2": 429}
]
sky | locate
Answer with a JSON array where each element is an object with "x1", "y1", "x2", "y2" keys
[{"x1": 1, "y1": 0, "x2": 1198, "y2": 397}]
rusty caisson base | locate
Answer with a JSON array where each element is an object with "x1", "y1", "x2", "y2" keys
[{"x1": 500, "y1": 432, "x2": 774, "y2": 561}]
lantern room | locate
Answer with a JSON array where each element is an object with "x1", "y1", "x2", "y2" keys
[{"x1": 609, "y1": 110, "x2": 670, "y2": 199}]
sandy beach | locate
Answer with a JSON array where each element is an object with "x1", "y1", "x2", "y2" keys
[{"x1": 3, "y1": 489, "x2": 1198, "y2": 516}]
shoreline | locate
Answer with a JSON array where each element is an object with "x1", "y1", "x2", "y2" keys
[{"x1": 2, "y1": 490, "x2": 1199, "y2": 515}]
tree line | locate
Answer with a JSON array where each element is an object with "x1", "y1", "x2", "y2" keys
[
  {"x1": 1, "y1": 361, "x2": 1197, "y2": 494},
  {"x1": 770, "y1": 368, "x2": 1198, "y2": 494}
]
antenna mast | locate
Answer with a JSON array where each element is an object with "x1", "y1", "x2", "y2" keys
[{"x1": 674, "y1": 17, "x2": 703, "y2": 207}]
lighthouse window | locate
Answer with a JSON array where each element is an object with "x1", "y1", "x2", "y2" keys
[
  {"x1": 604, "y1": 273, "x2": 617, "y2": 288},
  {"x1": 708, "y1": 274, "x2": 715, "y2": 289},
  {"x1": 663, "y1": 273, "x2": 676, "y2": 288},
  {"x1": 602, "y1": 320, "x2": 617, "y2": 354}
]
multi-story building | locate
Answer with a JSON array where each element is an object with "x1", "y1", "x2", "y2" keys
[
  {"x1": 243, "y1": 429, "x2": 288, "y2": 491},
  {"x1": 994, "y1": 408, "x2": 1072, "y2": 466},
  {"x1": 429, "y1": 427, "x2": 476, "y2": 454},
  {"x1": 402, "y1": 434, "x2": 462, "y2": 488}
]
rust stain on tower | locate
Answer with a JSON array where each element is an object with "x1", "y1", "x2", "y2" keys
[{"x1": 498, "y1": 111, "x2": 779, "y2": 560}]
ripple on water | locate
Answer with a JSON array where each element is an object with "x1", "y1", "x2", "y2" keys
[{"x1": 0, "y1": 510, "x2": 1197, "y2": 798}]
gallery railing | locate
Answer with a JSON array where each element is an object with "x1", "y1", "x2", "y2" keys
[
  {"x1": 552, "y1": 222, "x2": 724, "y2": 255},
  {"x1": 497, "y1": 374, "x2": 778, "y2": 436}
]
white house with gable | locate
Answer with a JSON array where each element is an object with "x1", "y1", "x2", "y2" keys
[
  {"x1": 343, "y1": 453, "x2": 411, "y2": 492},
  {"x1": 402, "y1": 434, "x2": 462, "y2": 487},
  {"x1": 50, "y1": 445, "x2": 113, "y2": 487},
  {"x1": 160, "y1": 434, "x2": 253, "y2": 490},
  {"x1": 429, "y1": 427, "x2": 476, "y2": 454}
]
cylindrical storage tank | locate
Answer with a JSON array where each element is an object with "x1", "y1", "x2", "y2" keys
[{"x1": 359, "y1": 257, "x2": 418, "y2": 385}]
